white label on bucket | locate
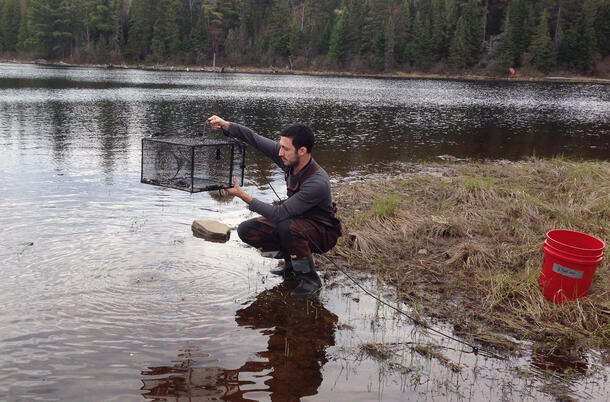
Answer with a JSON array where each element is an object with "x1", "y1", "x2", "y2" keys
[{"x1": 552, "y1": 263, "x2": 584, "y2": 279}]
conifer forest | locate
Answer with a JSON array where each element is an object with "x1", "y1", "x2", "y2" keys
[{"x1": 0, "y1": 0, "x2": 608, "y2": 75}]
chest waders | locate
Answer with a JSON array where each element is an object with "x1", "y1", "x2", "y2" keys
[
  {"x1": 284, "y1": 160, "x2": 341, "y2": 298},
  {"x1": 236, "y1": 160, "x2": 342, "y2": 298}
]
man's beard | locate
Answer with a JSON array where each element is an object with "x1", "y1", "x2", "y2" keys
[{"x1": 284, "y1": 155, "x2": 299, "y2": 167}]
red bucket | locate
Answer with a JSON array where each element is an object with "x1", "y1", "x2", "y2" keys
[{"x1": 539, "y1": 230, "x2": 605, "y2": 304}]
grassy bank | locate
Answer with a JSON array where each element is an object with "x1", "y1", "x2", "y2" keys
[{"x1": 329, "y1": 158, "x2": 609, "y2": 364}]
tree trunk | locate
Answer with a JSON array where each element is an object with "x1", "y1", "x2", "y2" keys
[{"x1": 554, "y1": 5, "x2": 561, "y2": 49}]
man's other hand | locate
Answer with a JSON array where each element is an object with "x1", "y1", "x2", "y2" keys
[{"x1": 226, "y1": 176, "x2": 252, "y2": 204}]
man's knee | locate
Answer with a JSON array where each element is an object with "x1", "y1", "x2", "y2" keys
[
  {"x1": 237, "y1": 218, "x2": 260, "y2": 243},
  {"x1": 271, "y1": 219, "x2": 293, "y2": 244}
]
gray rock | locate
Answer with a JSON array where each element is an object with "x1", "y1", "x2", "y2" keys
[{"x1": 191, "y1": 220, "x2": 231, "y2": 242}]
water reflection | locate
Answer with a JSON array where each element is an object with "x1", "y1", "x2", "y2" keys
[
  {"x1": 531, "y1": 349, "x2": 589, "y2": 379},
  {"x1": 140, "y1": 282, "x2": 337, "y2": 400},
  {"x1": 48, "y1": 101, "x2": 72, "y2": 163},
  {"x1": 1, "y1": 63, "x2": 609, "y2": 181},
  {"x1": 96, "y1": 101, "x2": 129, "y2": 178}
]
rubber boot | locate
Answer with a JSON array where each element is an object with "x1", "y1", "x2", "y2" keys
[
  {"x1": 290, "y1": 257, "x2": 322, "y2": 298},
  {"x1": 260, "y1": 250, "x2": 283, "y2": 259},
  {"x1": 270, "y1": 254, "x2": 293, "y2": 277}
]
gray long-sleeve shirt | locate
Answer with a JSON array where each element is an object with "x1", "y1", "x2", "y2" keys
[{"x1": 226, "y1": 123, "x2": 334, "y2": 225}]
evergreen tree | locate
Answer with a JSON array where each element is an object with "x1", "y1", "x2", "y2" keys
[
  {"x1": 449, "y1": 13, "x2": 468, "y2": 68},
  {"x1": 409, "y1": 11, "x2": 431, "y2": 67},
  {"x1": 558, "y1": 2, "x2": 596, "y2": 72},
  {"x1": 384, "y1": 14, "x2": 395, "y2": 70},
  {"x1": 496, "y1": 4, "x2": 516, "y2": 70},
  {"x1": 150, "y1": 0, "x2": 179, "y2": 61},
  {"x1": 109, "y1": 0, "x2": 123, "y2": 53},
  {"x1": 0, "y1": 2, "x2": 3, "y2": 51},
  {"x1": 328, "y1": 8, "x2": 348, "y2": 64},
  {"x1": 360, "y1": 0, "x2": 386, "y2": 58},
  {"x1": 17, "y1": 4, "x2": 34, "y2": 52},
  {"x1": 372, "y1": 30, "x2": 384, "y2": 70},
  {"x1": 240, "y1": 0, "x2": 269, "y2": 40},
  {"x1": 25, "y1": 0, "x2": 61, "y2": 58},
  {"x1": 87, "y1": 0, "x2": 114, "y2": 46},
  {"x1": 393, "y1": 0, "x2": 411, "y2": 64},
  {"x1": 594, "y1": 0, "x2": 610, "y2": 57},
  {"x1": 193, "y1": 7, "x2": 211, "y2": 61},
  {"x1": 216, "y1": 0, "x2": 240, "y2": 36},
  {"x1": 268, "y1": 0, "x2": 294, "y2": 58},
  {"x1": 344, "y1": 0, "x2": 366, "y2": 59},
  {"x1": 430, "y1": 0, "x2": 444, "y2": 59},
  {"x1": 496, "y1": 31, "x2": 516, "y2": 70},
  {"x1": 125, "y1": 0, "x2": 157, "y2": 60},
  {"x1": 1, "y1": 0, "x2": 21, "y2": 52},
  {"x1": 502, "y1": 0, "x2": 535, "y2": 65},
  {"x1": 528, "y1": 9, "x2": 556, "y2": 72},
  {"x1": 304, "y1": 0, "x2": 335, "y2": 57},
  {"x1": 449, "y1": 0, "x2": 484, "y2": 68},
  {"x1": 440, "y1": 0, "x2": 459, "y2": 61},
  {"x1": 53, "y1": 0, "x2": 79, "y2": 58}
]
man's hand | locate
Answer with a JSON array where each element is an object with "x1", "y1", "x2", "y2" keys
[
  {"x1": 226, "y1": 176, "x2": 253, "y2": 204},
  {"x1": 207, "y1": 115, "x2": 230, "y2": 132}
]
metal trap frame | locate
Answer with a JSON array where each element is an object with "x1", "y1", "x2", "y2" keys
[{"x1": 141, "y1": 136, "x2": 246, "y2": 193}]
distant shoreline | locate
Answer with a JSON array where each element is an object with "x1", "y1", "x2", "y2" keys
[{"x1": 2, "y1": 58, "x2": 609, "y2": 85}]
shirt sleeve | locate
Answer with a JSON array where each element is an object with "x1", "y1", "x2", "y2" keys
[
  {"x1": 248, "y1": 177, "x2": 328, "y2": 223},
  {"x1": 226, "y1": 123, "x2": 284, "y2": 168}
]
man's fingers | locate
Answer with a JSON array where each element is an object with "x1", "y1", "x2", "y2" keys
[
  {"x1": 206, "y1": 116, "x2": 226, "y2": 131},
  {"x1": 206, "y1": 115, "x2": 220, "y2": 128}
]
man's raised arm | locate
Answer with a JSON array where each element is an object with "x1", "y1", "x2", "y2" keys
[{"x1": 207, "y1": 115, "x2": 283, "y2": 168}]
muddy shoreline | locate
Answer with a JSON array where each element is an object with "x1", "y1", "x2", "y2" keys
[{"x1": 2, "y1": 58, "x2": 609, "y2": 84}]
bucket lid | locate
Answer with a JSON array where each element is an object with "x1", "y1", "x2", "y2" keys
[{"x1": 546, "y1": 230, "x2": 605, "y2": 257}]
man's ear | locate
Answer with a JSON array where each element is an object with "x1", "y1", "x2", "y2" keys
[{"x1": 298, "y1": 146, "x2": 308, "y2": 156}]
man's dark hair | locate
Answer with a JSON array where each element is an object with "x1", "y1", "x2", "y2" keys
[{"x1": 280, "y1": 124, "x2": 314, "y2": 153}]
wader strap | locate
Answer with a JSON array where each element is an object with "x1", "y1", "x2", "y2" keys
[{"x1": 286, "y1": 160, "x2": 320, "y2": 197}]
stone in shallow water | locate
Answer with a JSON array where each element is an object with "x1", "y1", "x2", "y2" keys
[{"x1": 191, "y1": 220, "x2": 231, "y2": 242}]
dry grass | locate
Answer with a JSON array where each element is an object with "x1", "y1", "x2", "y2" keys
[
  {"x1": 330, "y1": 158, "x2": 610, "y2": 360},
  {"x1": 413, "y1": 344, "x2": 465, "y2": 372},
  {"x1": 359, "y1": 343, "x2": 394, "y2": 361}
]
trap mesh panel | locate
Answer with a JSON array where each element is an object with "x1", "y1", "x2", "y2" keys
[{"x1": 141, "y1": 137, "x2": 246, "y2": 193}]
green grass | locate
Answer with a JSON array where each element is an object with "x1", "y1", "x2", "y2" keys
[
  {"x1": 462, "y1": 176, "x2": 494, "y2": 191},
  {"x1": 372, "y1": 194, "x2": 400, "y2": 218}
]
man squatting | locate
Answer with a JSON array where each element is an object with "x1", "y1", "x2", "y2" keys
[{"x1": 207, "y1": 116, "x2": 342, "y2": 298}]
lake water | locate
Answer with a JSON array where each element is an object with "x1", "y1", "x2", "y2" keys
[{"x1": 0, "y1": 62, "x2": 608, "y2": 401}]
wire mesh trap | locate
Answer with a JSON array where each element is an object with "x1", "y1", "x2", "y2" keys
[{"x1": 141, "y1": 136, "x2": 246, "y2": 193}]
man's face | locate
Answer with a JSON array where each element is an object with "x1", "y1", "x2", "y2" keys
[{"x1": 279, "y1": 136, "x2": 301, "y2": 166}]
